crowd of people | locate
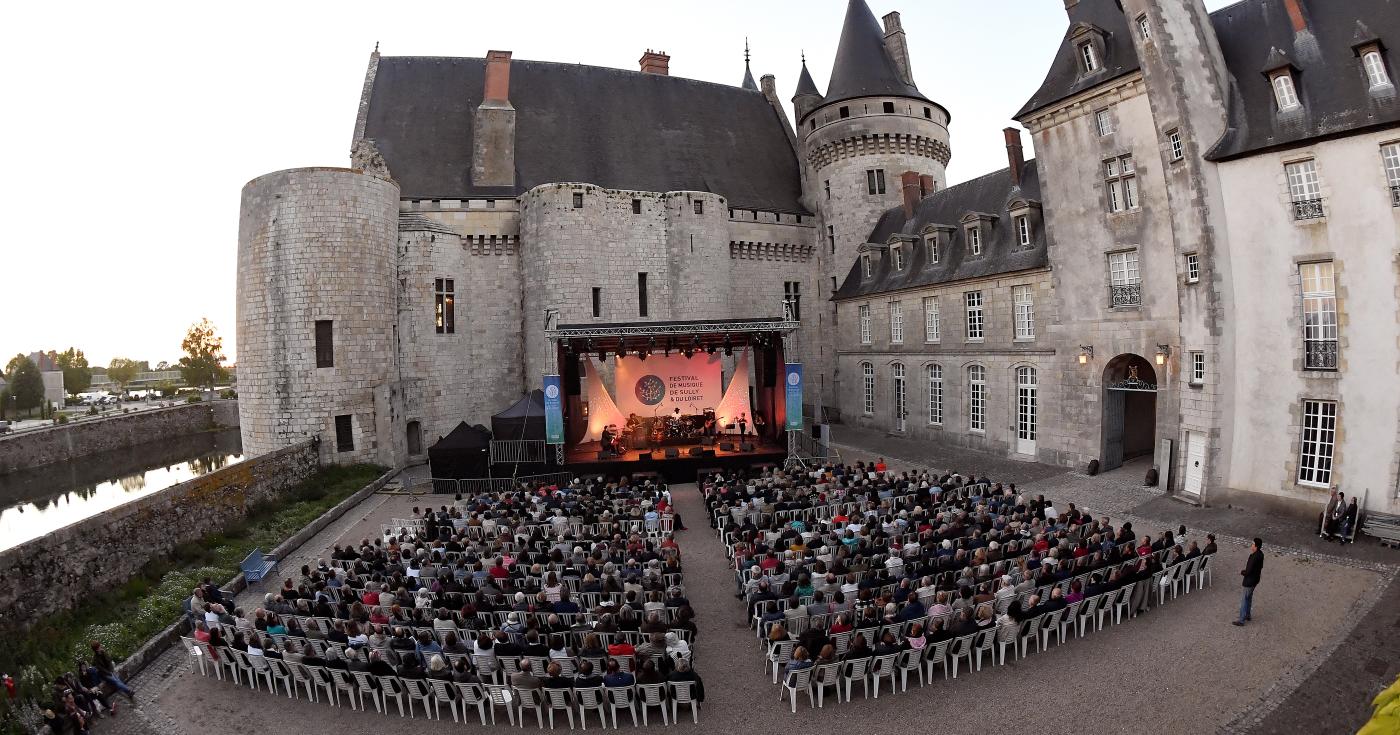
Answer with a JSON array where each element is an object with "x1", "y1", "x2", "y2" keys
[
  {"x1": 180, "y1": 475, "x2": 705, "y2": 723},
  {"x1": 37, "y1": 642, "x2": 135, "y2": 735}
]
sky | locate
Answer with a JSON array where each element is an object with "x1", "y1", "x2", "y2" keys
[{"x1": 1, "y1": 0, "x2": 1234, "y2": 368}]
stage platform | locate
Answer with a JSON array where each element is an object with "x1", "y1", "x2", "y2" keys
[{"x1": 563, "y1": 437, "x2": 786, "y2": 482}]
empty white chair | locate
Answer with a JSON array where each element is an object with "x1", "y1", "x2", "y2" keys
[
  {"x1": 180, "y1": 637, "x2": 207, "y2": 677},
  {"x1": 484, "y1": 684, "x2": 516, "y2": 726}
]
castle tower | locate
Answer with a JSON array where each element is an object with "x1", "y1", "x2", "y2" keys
[{"x1": 797, "y1": 0, "x2": 951, "y2": 417}]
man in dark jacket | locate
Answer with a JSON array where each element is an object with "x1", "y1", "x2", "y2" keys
[{"x1": 1233, "y1": 538, "x2": 1264, "y2": 626}]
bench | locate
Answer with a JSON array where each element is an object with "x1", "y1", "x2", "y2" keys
[
  {"x1": 1360, "y1": 511, "x2": 1400, "y2": 548},
  {"x1": 240, "y1": 548, "x2": 277, "y2": 583}
]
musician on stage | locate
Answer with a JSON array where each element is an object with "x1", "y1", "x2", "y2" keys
[
  {"x1": 753, "y1": 412, "x2": 766, "y2": 437},
  {"x1": 738, "y1": 412, "x2": 748, "y2": 437},
  {"x1": 600, "y1": 424, "x2": 616, "y2": 455}
]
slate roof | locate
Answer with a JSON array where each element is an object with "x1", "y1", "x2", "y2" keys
[
  {"x1": 1206, "y1": 0, "x2": 1400, "y2": 161},
  {"x1": 834, "y1": 160, "x2": 1047, "y2": 300},
  {"x1": 821, "y1": 0, "x2": 932, "y2": 110},
  {"x1": 398, "y1": 213, "x2": 459, "y2": 235},
  {"x1": 795, "y1": 60, "x2": 822, "y2": 98},
  {"x1": 362, "y1": 56, "x2": 805, "y2": 212},
  {"x1": 1015, "y1": 0, "x2": 1141, "y2": 119}
]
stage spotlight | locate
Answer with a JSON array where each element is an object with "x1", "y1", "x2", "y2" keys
[
  {"x1": 616, "y1": 344, "x2": 626, "y2": 359},
  {"x1": 723, "y1": 335, "x2": 733, "y2": 357},
  {"x1": 706, "y1": 344, "x2": 717, "y2": 355},
  {"x1": 638, "y1": 349, "x2": 647, "y2": 361},
  {"x1": 683, "y1": 347, "x2": 694, "y2": 358}
]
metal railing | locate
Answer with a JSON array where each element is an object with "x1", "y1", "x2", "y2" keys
[
  {"x1": 1292, "y1": 197, "x2": 1325, "y2": 220},
  {"x1": 419, "y1": 471, "x2": 577, "y2": 495},
  {"x1": 489, "y1": 439, "x2": 548, "y2": 464},
  {"x1": 791, "y1": 430, "x2": 841, "y2": 463},
  {"x1": 1304, "y1": 339, "x2": 1338, "y2": 370},
  {"x1": 1109, "y1": 283, "x2": 1142, "y2": 308}
]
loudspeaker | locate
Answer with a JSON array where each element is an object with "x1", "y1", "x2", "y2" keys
[
  {"x1": 664, "y1": 448, "x2": 680, "y2": 459},
  {"x1": 564, "y1": 356, "x2": 582, "y2": 395},
  {"x1": 688, "y1": 446, "x2": 704, "y2": 457},
  {"x1": 740, "y1": 442, "x2": 755, "y2": 452},
  {"x1": 719, "y1": 442, "x2": 736, "y2": 452}
]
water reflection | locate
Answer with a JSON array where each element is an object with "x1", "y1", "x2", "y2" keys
[{"x1": 0, "y1": 428, "x2": 243, "y2": 551}]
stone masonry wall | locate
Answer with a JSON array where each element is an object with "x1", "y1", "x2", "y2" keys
[
  {"x1": 0, "y1": 439, "x2": 318, "y2": 632},
  {"x1": 0, "y1": 401, "x2": 239, "y2": 475}
]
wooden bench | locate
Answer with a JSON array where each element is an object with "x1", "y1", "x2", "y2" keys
[
  {"x1": 240, "y1": 548, "x2": 277, "y2": 583},
  {"x1": 1360, "y1": 511, "x2": 1400, "y2": 548}
]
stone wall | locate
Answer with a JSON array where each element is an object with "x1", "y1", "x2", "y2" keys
[
  {"x1": 0, "y1": 440, "x2": 318, "y2": 632},
  {"x1": 0, "y1": 401, "x2": 239, "y2": 475}
]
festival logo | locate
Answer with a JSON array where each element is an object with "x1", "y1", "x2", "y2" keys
[
  {"x1": 787, "y1": 371, "x2": 801, "y2": 386},
  {"x1": 544, "y1": 384, "x2": 560, "y2": 399},
  {"x1": 635, "y1": 375, "x2": 666, "y2": 406}
]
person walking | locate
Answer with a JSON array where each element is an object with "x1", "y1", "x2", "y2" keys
[{"x1": 1233, "y1": 538, "x2": 1264, "y2": 626}]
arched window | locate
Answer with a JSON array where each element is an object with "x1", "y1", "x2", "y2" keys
[
  {"x1": 927, "y1": 364, "x2": 943, "y2": 425},
  {"x1": 968, "y1": 364, "x2": 986, "y2": 432},
  {"x1": 861, "y1": 362, "x2": 875, "y2": 415}
]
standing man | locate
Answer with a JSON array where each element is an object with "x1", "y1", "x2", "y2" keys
[{"x1": 1233, "y1": 538, "x2": 1264, "y2": 626}]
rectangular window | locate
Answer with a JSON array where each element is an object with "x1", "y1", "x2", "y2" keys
[
  {"x1": 637, "y1": 273, "x2": 648, "y2": 318},
  {"x1": 824, "y1": 179, "x2": 831, "y2": 199},
  {"x1": 1096, "y1": 109, "x2": 1114, "y2": 136},
  {"x1": 861, "y1": 253, "x2": 873, "y2": 279},
  {"x1": 572, "y1": 191, "x2": 584, "y2": 208},
  {"x1": 827, "y1": 225, "x2": 836, "y2": 254},
  {"x1": 1381, "y1": 142, "x2": 1400, "y2": 207},
  {"x1": 964, "y1": 291, "x2": 984, "y2": 341},
  {"x1": 889, "y1": 301, "x2": 904, "y2": 344},
  {"x1": 1105, "y1": 155, "x2": 1139, "y2": 213},
  {"x1": 1016, "y1": 216, "x2": 1031, "y2": 247},
  {"x1": 1168, "y1": 129, "x2": 1184, "y2": 161},
  {"x1": 967, "y1": 226, "x2": 982, "y2": 256},
  {"x1": 861, "y1": 363, "x2": 875, "y2": 415},
  {"x1": 1108, "y1": 250, "x2": 1142, "y2": 307},
  {"x1": 1190, "y1": 351, "x2": 1205, "y2": 384},
  {"x1": 334, "y1": 414, "x2": 354, "y2": 453},
  {"x1": 1272, "y1": 73, "x2": 1300, "y2": 110},
  {"x1": 314, "y1": 320, "x2": 334, "y2": 368},
  {"x1": 632, "y1": 198, "x2": 642, "y2": 214},
  {"x1": 434, "y1": 278, "x2": 455, "y2": 334},
  {"x1": 866, "y1": 169, "x2": 887, "y2": 195},
  {"x1": 882, "y1": 101, "x2": 895, "y2": 114},
  {"x1": 968, "y1": 365, "x2": 986, "y2": 432},
  {"x1": 1137, "y1": 15, "x2": 1150, "y2": 40},
  {"x1": 1013, "y1": 285, "x2": 1034, "y2": 339},
  {"x1": 1286, "y1": 159, "x2": 1323, "y2": 219},
  {"x1": 891, "y1": 243, "x2": 905, "y2": 270},
  {"x1": 693, "y1": 200, "x2": 704, "y2": 215},
  {"x1": 926, "y1": 234, "x2": 939, "y2": 264},
  {"x1": 923, "y1": 106, "x2": 932, "y2": 119},
  {"x1": 1186, "y1": 253, "x2": 1200, "y2": 283},
  {"x1": 1301, "y1": 261, "x2": 1338, "y2": 370},
  {"x1": 840, "y1": 106, "x2": 850, "y2": 119},
  {"x1": 859, "y1": 304, "x2": 872, "y2": 344},
  {"x1": 923, "y1": 297, "x2": 940, "y2": 342},
  {"x1": 926, "y1": 364, "x2": 943, "y2": 425},
  {"x1": 784, "y1": 281, "x2": 801, "y2": 321},
  {"x1": 1080, "y1": 42, "x2": 1099, "y2": 73},
  {"x1": 1363, "y1": 50, "x2": 1392, "y2": 88},
  {"x1": 591, "y1": 287, "x2": 602, "y2": 318},
  {"x1": 1298, "y1": 400, "x2": 1337, "y2": 487}
]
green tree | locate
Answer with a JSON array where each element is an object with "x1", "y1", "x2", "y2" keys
[
  {"x1": 55, "y1": 347, "x2": 92, "y2": 397},
  {"x1": 178, "y1": 318, "x2": 229, "y2": 400},
  {"x1": 107, "y1": 357, "x2": 141, "y2": 401},
  {"x1": 154, "y1": 379, "x2": 179, "y2": 398},
  {"x1": 5, "y1": 355, "x2": 45, "y2": 414}
]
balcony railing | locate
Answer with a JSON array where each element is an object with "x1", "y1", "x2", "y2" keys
[
  {"x1": 1292, "y1": 197, "x2": 1325, "y2": 220},
  {"x1": 1304, "y1": 339, "x2": 1338, "y2": 370},
  {"x1": 1390, "y1": 184, "x2": 1400, "y2": 208},
  {"x1": 1110, "y1": 283, "x2": 1142, "y2": 308}
]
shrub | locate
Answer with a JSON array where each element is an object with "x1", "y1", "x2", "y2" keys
[
  {"x1": 185, "y1": 395, "x2": 203, "y2": 404},
  {"x1": 54, "y1": 414, "x2": 68, "y2": 425}
]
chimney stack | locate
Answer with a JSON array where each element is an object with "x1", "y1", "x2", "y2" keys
[
  {"x1": 640, "y1": 50, "x2": 670, "y2": 75},
  {"x1": 1282, "y1": 0, "x2": 1308, "y2": 33},
  {"x1": 473, "y1": 50, "x2": 516, "y2": 188},
  {"x1": 919, "y1": 174, "x2": 935, "y2": 198},
  {"x1": 881, "y1": 12, "x2": 915, "y2": 87},
  {"x1": 1004, "y1": 127, "x2": 1025, "y2": 187},
  {"x1": 900, "y1": 171, "x2": 921, "y2": 218}
]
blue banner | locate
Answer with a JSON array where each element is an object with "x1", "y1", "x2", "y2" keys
[
  {"x1": 784, "y1": 363, "x2": 803, "y2": 432},
  {"x1": 542, "y1": 375, "x2": 564, "y2": 445}
]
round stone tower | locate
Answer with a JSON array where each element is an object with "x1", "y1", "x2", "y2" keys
[{"x1": 236, "y1": 167, "x2": 400, "y2": 465}]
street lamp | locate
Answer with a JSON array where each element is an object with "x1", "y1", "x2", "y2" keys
[
  {"x1": 1155, "y1": 344, "x2": 1172, "y2": 366},
  {"x1": 1078, "y1": 345, "x2": 1094, "y2": 365}
]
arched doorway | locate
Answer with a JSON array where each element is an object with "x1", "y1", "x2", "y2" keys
[
  {"x1": 406, "y1": 420, "x2": 423, "y2": 456},
  {"x1": 1101, "y1": 354, "x2": 1156, "y2": 471}
]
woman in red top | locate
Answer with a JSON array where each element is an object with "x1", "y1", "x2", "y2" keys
[
  {"x1": 488, "y1": 557, "x2": 510, "y2": 580},
  {"x1": 828, "y1": 613, "x2": 853, "y2": 634},
  {"x1": 874, "y1": 458, "x2": 888, "y2": 473}
]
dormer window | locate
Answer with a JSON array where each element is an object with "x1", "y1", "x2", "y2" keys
[
  {"x1": 925, "y1": 234, "x2": 939, "y2": 264},
  {"x1": 861, "y1": 253, "x2": 873, "y2": 279},
  {"x1": 1080, "y1": 41, "x2": 1099, "y2": 73},
  {"x1": 1137, "y1": 15, "x2": 1150, "y2": 41},
  {"x1": 967, "y1": 226, "x2": 982, "y2": 256},
  {"x1": 891, "y1": 243, "x2": 905, "y2": 270},
  {"x1": 1271, "y1": 72, "x2": 1300, "y2": 111},
  {"x1": 1361, "y1": 47, "x2": 1392, "y2": 89},
  {"x1": 1016, "y1": 216, "x2": 1031, "y2": 247}
]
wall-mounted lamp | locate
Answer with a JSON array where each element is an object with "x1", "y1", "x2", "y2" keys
[
  {"x1": 1078, "y1": 345, "x2": 1094, "y2": 365},
  {"x1": 1155, "y1": 344, "x2": 1172, "y2": 366}
]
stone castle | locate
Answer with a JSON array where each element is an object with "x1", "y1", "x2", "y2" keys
[{"x1": 238, "y1": 0, "x2": 1400, "y2": 518}]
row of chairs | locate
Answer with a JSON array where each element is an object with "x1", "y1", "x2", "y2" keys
[{"x1": 182, "y1": 638, "x2": 699, "y2": 727}]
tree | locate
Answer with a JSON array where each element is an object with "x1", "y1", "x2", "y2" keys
[
  {"x1": 155, "y1": 360, "x2": 170, "y2": 371},
  {"x1": 178, "y1": 318, "x2": 229, "y2": 400},
  {"x1": 55, "y1": 347, "x2": 92, "y2": 397},
  {"x1": 4, "y1": 355, "x2": 45, "y2": 414},
  {"x1": 107, "y1": 358, "x2": 141, "y2": 400}
]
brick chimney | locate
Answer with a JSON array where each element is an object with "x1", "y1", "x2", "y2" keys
[
  {"x1": 473, "y1": 50, "x2": 516, "y2": 187},
  {"x1": 1004, "y1": 127, "x2": 1025, "y2": 187},
  {"x1": 919, "y1": 174, "x2": 935, "y2": 198},
  {"x1": 1283, "y1": 0, "x2": 1307, "y2": 33},
  {"x1": 900, "y1": 171, "x2": 921, "y2": 218},
  {"x1": 640, "y1": 50, "x2": 670, "y2": 75}
]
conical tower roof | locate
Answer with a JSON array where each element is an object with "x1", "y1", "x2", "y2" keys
[
  {"x1": 742, "y1": 62, "x2": 758, "y2": 90},
  {"x1": 794, "y1": 58, "x2": 822, "y2": 99},
  {"x1": 824, "y1": 0, "x2": 929, "y2": 106}
]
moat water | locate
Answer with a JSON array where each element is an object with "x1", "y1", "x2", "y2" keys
[{"x1": 0, "y1": 428, "x2": 243, "y2": 551}]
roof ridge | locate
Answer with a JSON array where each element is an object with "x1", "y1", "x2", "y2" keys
[{"x1": 380, "y1": 55, "x2": 763, "y2": 92}]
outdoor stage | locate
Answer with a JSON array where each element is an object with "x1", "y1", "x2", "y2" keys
[{"x1": 563, "y1": 436, "x2": 786, "y2": 480}]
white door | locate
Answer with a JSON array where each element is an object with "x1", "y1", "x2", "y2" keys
[
  {"x1": 1016, "y1": 367, "x2": 1037, "y2": 456},
  {"x1": 1183, "y1": 431, "x2": 1206, "y2": 498},
  {"x1": 892, "y1": 364, "x2": 907, "y2": 432}
]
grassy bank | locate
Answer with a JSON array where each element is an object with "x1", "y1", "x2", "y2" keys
[{"x1": 0, "y1": 462, "x2": 384, "y2": 733}]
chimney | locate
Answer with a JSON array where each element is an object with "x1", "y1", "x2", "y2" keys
[
  {"x1": 881, "y1": 12, "x2": 915, "y2": 87},
  {"x1": 1282, "y1": 0, "x2": 1307, "y2": 33},
  {"x1": 472, "y1": 50, "x2": 516, "y2": 188},
  {"x1": 919, "y1": 174, "x2": 935, "y2": 198},
  {"x1": 640, "y1": 49, "x2": 670, "y2": 75},
  {"x1": 1004, "y1": 127, "x2": 1025, "y2": 187},
  {"x1": 900, "y1": 171, "x2": 921, "y2": 218}
]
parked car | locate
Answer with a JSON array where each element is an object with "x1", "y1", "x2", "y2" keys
[{"x1": 0, "y1": 421, "x2": 11, "y2": 434}]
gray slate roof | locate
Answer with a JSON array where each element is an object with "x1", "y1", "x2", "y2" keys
[
  {"x1": 1016, "y1": 0, "x2": 1140, "y2": 119},
  {"x1": 834, "y1": 160, "x2": 1047, "y2": 300},
  {"x1": 362, "y1": 57, "x2": 805, "y2": 212},
  {"x1": 1206, "y1": 0, "x2": 1400, "y2": 161},
  {"x1": 821, "y1": 0, "x2": 932, "y2": 110},
  {"x1": 795, "y1": 60, "x2": 822, "y2": 98}
]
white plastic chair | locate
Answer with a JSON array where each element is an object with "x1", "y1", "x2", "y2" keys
[
  {"x1": 972, "y1": 628, "x2": 996, "y2": 669},
  {"x1": 515, "y1": 686, "x2": 546, "y2": 728},
  {"x1": 1197, "y1": 555, "x2": 1214, "y2": 589},
  {"x1": 607, "y1": 685, "x2": 639, "y2": 728},
  {"x1": 246, "y1": 653, "x2": 275, "y2": 693},
  {"x1": 923, "y1": 640, "x2": 950, "y2": 682},
  {"x1": 778, "y1": 666, "x2": 814, "y2": 712},
  {"x1": 766, "y1": 640, "x2": 795, "y2": 684},
  {"x1": 378, "y1": 675, "x2": 407, "y2": 716},
  {"x1": 947, "y1": 635, "x2": 975, "y2": 678},
  {"x1": 670, "y1": 680, "x2": 700, "y2": 723},
  {"x1": 637, "y1": 683, "x2": 669, "y2": 725},
  {"x1": 869, "y1": 654, "x2": 899, "y2": 698},
  {"x1": 401, "y1": 677, "x2": 433, "y2": 718},
  {"x1": 428, "y1": 679, "x2": 459, "y2": 722},
  {"x1": 456, "y1": 682, "x2": 490, "y2": 726},
  {"x1": 1039, "y1": 609, "x2": 1065, "y2": 650},
  {"x1": 331, "y1": 669, "x2": 359, "y2": 710},
  {"x1": 812, "y1": 662, "x2": 843, "y2": 707},
  {"x1": 574, "y1": 686, "x2": 608, "y2": 729},
  {"x1": 896, "y1": 648, "x2": 923, "y2": 690},
  {"x1": 995, "y1": 624, "x2": 1018, "y2": 665},
  {"x1": 181, "y1": 637, "x2": 207, "y2": 677},
  {"x1": 1018, "y1": 616, "x2": 1043, "y2": 659},
  {"x1": 484, "y1": 684, "x2": 516, "y2": 726},
  {"x1": 288, "y1": 662, "x2": 318, "y2": 701},
  {"x1": 1113, "y1": 583, "x2": 1135, "y2": 625},
  {"x1": 842, "y1": 656, "x2": 873, "y2": 700},
  {"x1": 266, "y1": 658, "x2": 295, "y2": 697},
  {"x1": 543, "y1": 687, "x2": 575, "y2": 729},
  {"x1": 351, "y1": 670, "x2": 382, "y2": 713}
]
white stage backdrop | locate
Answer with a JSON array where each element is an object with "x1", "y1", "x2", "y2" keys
[{"x1": 614, "y1": 353, "x2": 723, "y2": 418}]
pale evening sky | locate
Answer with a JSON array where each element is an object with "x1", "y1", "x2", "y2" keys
[{"x1": 1, "y1": 0, "x2": 1233, "y2": 368}]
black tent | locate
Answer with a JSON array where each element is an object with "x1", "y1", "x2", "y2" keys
[
  {"x1": 491, "y1": 390, "x2": 547, "y2": 442},
  {"x1": 427, "y1": 422, "x2": 492, "y2": 479}
]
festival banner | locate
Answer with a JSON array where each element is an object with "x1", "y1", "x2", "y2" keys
[
  {"x1": 542, "y1": 374, "x2": 564, "y2": 445},
  {"x1": 613, "y1": 352, "x2": 723, "y2": 419},
  {"x1": 784, "y1": 363, "x2": 804, "y2": 432}
]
